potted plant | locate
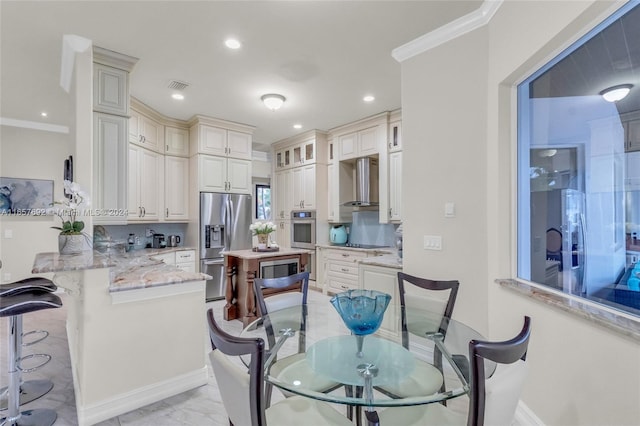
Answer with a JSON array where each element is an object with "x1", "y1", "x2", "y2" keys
[
  {"x1": 50, "y1": 180, "x2": 90, "y2": 254},
  {"x1": 249, "y1": 221, "x2": 276, "y2": 249}
]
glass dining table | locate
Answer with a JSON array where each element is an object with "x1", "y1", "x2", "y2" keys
[{"x1": 239, "y1": 300, "x2": 495, "y2": 417}]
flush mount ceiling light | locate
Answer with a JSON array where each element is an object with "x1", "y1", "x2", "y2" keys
[
  {"x1": 599, "y1": 84, "x2": 633, "y2": 102},
  {"x1": 225, "y1": 38, "x2": 242, "y2": 49},
  {"x1": 261, "y1": 94, "x2": 286, "y2": 111}
]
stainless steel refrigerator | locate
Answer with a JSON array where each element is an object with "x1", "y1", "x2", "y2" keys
[{"x1": 200, "y1": 192, "x2": 252, "y2": 301}]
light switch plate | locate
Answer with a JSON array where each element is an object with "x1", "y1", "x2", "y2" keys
[
  {"x1": 424, "y1": 235, "x2": 442, "y2": 250},
  {"x1": 4, "y1": 229, "x2": 13, "y2": 239},
  {"x1": 444, "y1": 202, "x2": 455, "y2": 218}
]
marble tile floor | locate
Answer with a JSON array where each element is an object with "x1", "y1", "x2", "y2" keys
[{"x1": 0, "y1": 288, "x2": 469, "y2": 425}]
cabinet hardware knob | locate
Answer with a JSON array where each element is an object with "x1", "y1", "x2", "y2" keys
[{"x1": 166, "y1": 208, "x2": 169, "y2": 218}]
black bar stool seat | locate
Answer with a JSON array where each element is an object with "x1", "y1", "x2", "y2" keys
[
  {"x1": 1, "y1": 291, "x2": 62, "y2": 426},
  {"x1": 0, "y1": 278, "x2": 57, "y2": 411},
  {"x1": 0, "y1": 278, "x2": 56, "y2": 297}
]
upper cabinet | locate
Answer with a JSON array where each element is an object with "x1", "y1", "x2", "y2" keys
[
  {"x1": 129, "y1": 108, "x2": 164, "y2": 153},
  {"x1": 165, "y1": 126, "x2": 189, "y2": 157},
  {"x1": 338, "y1": 126, "x2": 379, "y2": 160},
  {"x1": 622, "y1": 111, "x2": 640, "y2": 153},
  {"x1": 93, "y1": 63, "x2": 129, "y2": 116},
  {"x1": 388, "y1": 110, "x2": 402, "y2": 152},
  {"x1": 189, "y1": 116, "x2": 253, "y2": 160},
  {"x1": 189, "y1": 116, "x2": 255, "y2": 195},
  {"x1": 272, "y1": 130, "x2": 328, "y2": 233},
  {"x1": 275, "y1": 136, "x2": 320, "y2": 170},
  {"x1": 92, "y1": 46, "x2": 138, "y2": 225}
]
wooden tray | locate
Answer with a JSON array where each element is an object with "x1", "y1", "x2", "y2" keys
[{"x1": 252, "y1": 246, "x2": 280, "y2": 252}]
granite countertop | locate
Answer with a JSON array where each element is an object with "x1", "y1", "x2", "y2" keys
[
  {"x1": 316, "y1": 244, "x2": 395, "y2": 254},
  {"x1": 33, "y1": 249, "x2": 209, "y2": 293},
  {"x1": 359, "y1": 253, "x2": 403, "y2": 269},
  {"x1": 223, "y1": 247, "x2": 312, "y2": 259}
]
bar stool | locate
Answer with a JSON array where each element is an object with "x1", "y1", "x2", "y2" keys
[
  {"x1": 0, "y1": 278, "x2": 57, "y2": 411},
  {"x1": 1, "y1": 290, "x2": 62, "y2": 426}
]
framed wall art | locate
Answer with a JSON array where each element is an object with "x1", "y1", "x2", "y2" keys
[{"x1": 0, "y1": 177, "x2": 54, "y2": 215}]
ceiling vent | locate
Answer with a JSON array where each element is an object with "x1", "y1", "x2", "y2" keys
[{"x1": 168, "y1": 80, "x2": 190, "y2": 90}]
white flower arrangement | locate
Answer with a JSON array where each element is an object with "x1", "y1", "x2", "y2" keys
[
  {"x1": 49, "y1": 180, "x2": 90, "y2": 235},
  {"x1": 249, "y1": 221, "x2": 276, "y2": 235}
]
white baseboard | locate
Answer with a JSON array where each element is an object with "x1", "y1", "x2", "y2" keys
[
  {"x1": 514, "y1": 400, "x2": 545, "y2": 426},
  {"x1": 77, "y1": 367, "x2": 209, "y2": 426}
]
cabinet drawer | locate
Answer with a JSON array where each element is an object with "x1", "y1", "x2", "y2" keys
[
  {"x1": 328, "y1": 261, "x2": 359, "y2": 276},
  {"x1": 175, "y1": 250, "x2": 195, "y2": 263},
  {"x1": 327, "y1": 277, "x2": 358, "y2": 293},
  {"x1": 325, "y1": 250, "x2": 367, "y2": 263},
  {"x1": 153, "y1": 252, "x2": 175, "y2": 265}
]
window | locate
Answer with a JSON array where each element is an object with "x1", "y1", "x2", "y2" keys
[
  {"x1": 256, "y1": 184, "x2": 271, "y2": 220},
  {"x1": 517, "y1": 2, "x2": 640, "y2": 316}
]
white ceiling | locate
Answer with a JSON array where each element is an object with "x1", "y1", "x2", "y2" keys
[{"x1": 0, "y1": 1, "x2": 481, "y2": 151}]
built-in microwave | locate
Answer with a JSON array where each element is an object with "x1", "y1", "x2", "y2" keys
[
  {"x1": 291, "y1": 210, "x2": 316, "y2": 250},
  {"x1": 260, "y1": 258, "x2": 299, "y2": 279}
]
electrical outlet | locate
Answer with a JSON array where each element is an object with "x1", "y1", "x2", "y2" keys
[
  {"x1": 3, "y1": 273, "x2": 11, "y2": 282},
  {"x1": 424, "y1": 235, "x2": 442, "y2": 251},
  {"x1": 4, "y1": 229, "x2": 13, "y2": 239}
]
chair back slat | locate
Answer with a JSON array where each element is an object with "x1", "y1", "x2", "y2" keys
[
  {"x1": 468, "y1": 316, "x2": 532, "y2": 426},
  {"x1": 207, "y1": 309, "x2": 266, "y2": 426}
]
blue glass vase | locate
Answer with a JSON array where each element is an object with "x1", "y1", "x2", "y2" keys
[{"x1": 330, "y1": 289, "x2": 391, "y2": 357}]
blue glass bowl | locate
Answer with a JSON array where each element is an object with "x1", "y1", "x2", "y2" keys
[{"x1": 330, "y1": 289, "x2": 392, "y2": 336}]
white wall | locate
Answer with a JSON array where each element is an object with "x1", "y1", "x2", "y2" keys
[
  {"x1": 0, "y1": 126, "x2": 72, "y2": 281},
  {"x1": 401, "y1": 0, "x2": 640, "y2": 424}
]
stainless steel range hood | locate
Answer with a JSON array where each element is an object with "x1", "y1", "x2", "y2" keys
[{"x1": 343, "y1": 157, "x2": 379, "y2": 207}]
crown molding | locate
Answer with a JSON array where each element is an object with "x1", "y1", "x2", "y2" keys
[
  {"x1": 0, "y1": 117, "x2": 69, "y2": 134},
  {"x1": 60, "y1": 34, "x2": 92, "y2": 93},
  {"x1": 392, "y1": 0, "x2": 503, "y2": 63}
]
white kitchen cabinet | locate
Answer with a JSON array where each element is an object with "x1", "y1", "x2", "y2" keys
[
  {"x1": 338, "y1": 126, "x2": 379, "y2": 160},
  {"x1": 625, "y1": 119, "x2": 640, "y2": 152},
  {"x1": 327, "y1": 161, "x2": 355, "y2": 223},
  {"x1": 176, "y1": 250, "x2": 196, "y2": 272},
  {"x1": 154, "y1": 250, "x2": 196, "y2": 272},
  {"x1": 129, "y1": 109, "x2": 164, "y2": 153},
  {"x1": 198, "y1": 155, "x2": 251, "y2": 194},
  {"x1": 93, "y1": 63, "x2": 129, "y2": 116},
  {"x1": 327, "y1": 164, "x2": 336, "y2": 222},
  {"x1": 274, "y1": 169, "x2": 292, "y2": 220},
  {"x1": 191, "y1": 124, "x2": 252, "y2": 160},
  {"x1": 164, "y1": 155, "x2": 189, "y2": 221},
  {"x1": 292, "y1": 164, "x2": 316, "y2": 209},
  {"x1": 273, "y1": 220, "x2": 291, "y2": 248},
  {"x1": 128, "y1": 144, "x2": 163, "y2": 221},
  {"x1": 358, "y1": 263, "x2": 400, "y2": 338},
  {"x1": 388, "y1": 151, "x2": 402, "y2": 222},
  {"x1": 388, "y1": 120, "x2": 402, "y2": 152},
  {"x1": 93, "y1": 112, "x2": 128, "y2": 224},
  {"x1": 165, "y1": 126, "x2": 189, "y2": 157},
  {"x1": 322, "y1": 248, "x2": 367, "y2": 294}
]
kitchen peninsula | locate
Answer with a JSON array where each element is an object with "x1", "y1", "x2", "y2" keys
[
  {"x1": 223, "y1": 248, "x2": 310, "y2": 325},
  {"x1": 32, "y1": 250, "x2": 210, "y2": 426}
]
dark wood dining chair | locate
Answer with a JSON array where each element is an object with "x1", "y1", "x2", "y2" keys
[
  {"x1": 375, "y1": 272, "x2": 460, "y2": 399},
  {"x1": 372, "y1": 316, "x2": 533, "y2": 426},
  {"x1": 207, "y1": 308, "x2": 353, "y2": 426},
  {"x1": 252, "y1": 272, "x2": 342, "y2": 409}
]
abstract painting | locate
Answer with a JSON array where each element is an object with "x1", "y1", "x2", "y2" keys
[{"x1": 0, "y1": 177, "x2": 54, "y2": 215}]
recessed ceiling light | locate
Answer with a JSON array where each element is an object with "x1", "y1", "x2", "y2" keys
[
  {"x1": 171, "y1": 93, "x2": 185, "y2": 100},
  {"x1": 293, "y1": 124, "x2": 302, "y2": 129},
  {"x1": 363, "y1": 95, "x2": 375, "y2": 102},
  {"x1": 40, "y1": 112, "x2": 48, "y2": 117},
  {"x1": 225, "y1": 38, "x2": 242, "y2": 49}
]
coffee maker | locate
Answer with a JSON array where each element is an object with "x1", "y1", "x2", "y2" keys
[{"x1": 152, "y1": 233, "x2": 166, "y2": 249}]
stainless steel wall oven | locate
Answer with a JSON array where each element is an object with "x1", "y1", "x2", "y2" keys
[{"x1": 290, "y1": 210, "x2": 316, "y2": 249}]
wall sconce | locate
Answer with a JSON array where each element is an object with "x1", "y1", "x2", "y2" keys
[
  {"x1": 261, "y1": 94, "x2": 286, "y2": 111},
  {"x1": 599, "y1": 84, "x2": 633, "y2": 102}
]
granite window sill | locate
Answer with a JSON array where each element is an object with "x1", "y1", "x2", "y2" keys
[{"x1": 496, "y1": 278, "x2": 640, "y2": 341}]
